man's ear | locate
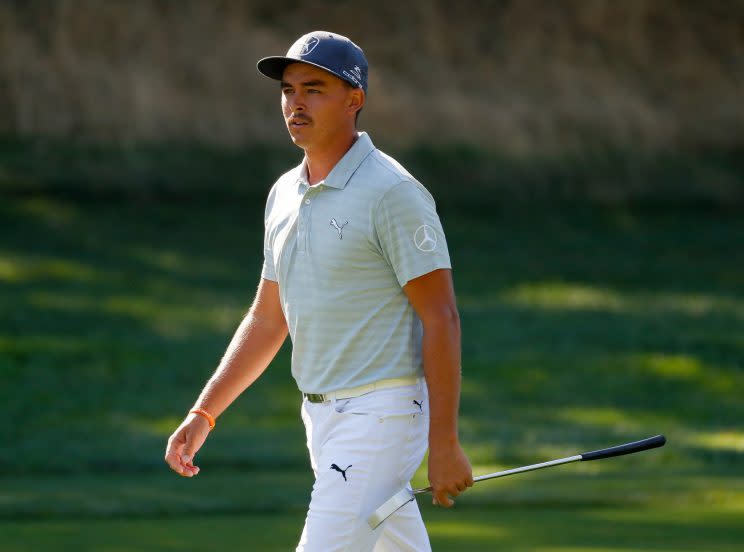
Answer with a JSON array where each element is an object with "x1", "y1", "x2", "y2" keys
[{"x1": 348, "y1": 88, "x2": 365, "y2": 115}]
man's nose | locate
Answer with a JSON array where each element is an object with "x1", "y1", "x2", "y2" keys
[{"x1": 289, "y1": 92, "x2": 306, "y2": 111}]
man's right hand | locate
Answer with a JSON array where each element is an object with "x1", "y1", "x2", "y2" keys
[{"x1": 164, "y1": 413, "x2": 211, "y2": 477}]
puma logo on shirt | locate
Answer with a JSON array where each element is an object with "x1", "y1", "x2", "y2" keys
[
  {"x1": 330, "y1": 218, "x2": 349, "y2": 240},
  {"x1": 330, "y1": 463, "x2": 352, "y2": 481},
  {"x1": 413, "y1": 400, "x2": 423, "y2": 412}
]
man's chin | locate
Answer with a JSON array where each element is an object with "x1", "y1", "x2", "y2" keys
[
  {"x1": 288, "y1": 130, "x2": 310, "y2": 147},
  {"x1": 289, "y1": 135, "x2": 305, "y2": 147}
]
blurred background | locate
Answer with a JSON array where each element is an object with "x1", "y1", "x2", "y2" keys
[{"x1": 1, "y1": 1, "x2": 743, "y2": 550}]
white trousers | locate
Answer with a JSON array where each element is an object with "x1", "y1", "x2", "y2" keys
[{"x1": 296, "y1": 381, "x2": 432, "y2": 552}]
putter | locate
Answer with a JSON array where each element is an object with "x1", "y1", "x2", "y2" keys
[{"x1": 368, "y1": 434, "x2": 666, "y2": 529}]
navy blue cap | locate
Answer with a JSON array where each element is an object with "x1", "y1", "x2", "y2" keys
[{"x1": 257, "y1": 31, "x2": 368, "y2": 92}]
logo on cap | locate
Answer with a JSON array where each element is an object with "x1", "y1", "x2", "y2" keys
[
  {"x1": 342, "y1": 65, "x2": 363, "y2": 87},
  {"x1": 300, "y1": 36, "x2": 320, "y2": 56}
]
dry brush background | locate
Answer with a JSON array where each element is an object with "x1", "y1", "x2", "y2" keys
[{"x1": 2, "y1": 0, "x2": 743, "y2": 154}]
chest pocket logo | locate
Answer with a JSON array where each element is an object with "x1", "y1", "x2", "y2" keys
[{"x1": 330, "y1": 218, "x2": 349, "y2": 240}]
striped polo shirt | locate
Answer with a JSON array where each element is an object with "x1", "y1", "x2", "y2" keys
[{"x1": 261, "y1": 132, "x2": 451, "y2": 393}]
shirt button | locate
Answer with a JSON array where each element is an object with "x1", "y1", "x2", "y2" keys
[{"x1": 304, "y1": 199, "x2": 311, "y2": 205}]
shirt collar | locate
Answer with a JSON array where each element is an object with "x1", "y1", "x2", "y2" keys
[{"x1": 297, "y1": 132, "x2": 375, "y2": 190}]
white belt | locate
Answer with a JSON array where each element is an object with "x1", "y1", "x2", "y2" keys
[{"x1": 303, "y1": 376, "x2": 420, "y2": 403}]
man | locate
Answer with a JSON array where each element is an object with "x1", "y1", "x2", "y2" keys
[{"x1": 165, "y1": 30, "x2": 472, "y2": 551}]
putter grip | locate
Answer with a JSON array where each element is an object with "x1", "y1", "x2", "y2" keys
[{"x1": 580, "y1": 435, "x2": 666, "y2": 461}]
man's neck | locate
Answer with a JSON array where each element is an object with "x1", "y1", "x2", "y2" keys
[{"x1": 304, "y1": 132, "x2": 359, "y2": 186}]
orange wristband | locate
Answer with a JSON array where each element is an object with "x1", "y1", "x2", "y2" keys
[{"x1": 189, "y1": 408, "x2": 215, "y2": 430}]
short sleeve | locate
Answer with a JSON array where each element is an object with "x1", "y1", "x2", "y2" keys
[
  {"x1": 261, "y1": 248, "x2": 277, "y2": 281},
  {"x1": 261, "y1": 186, "x2": 278, "y2": 282},
  {"x1": 374, "y1": 180, "x2": 451, "y2": 287}
]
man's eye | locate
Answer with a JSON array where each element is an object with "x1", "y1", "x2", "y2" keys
[
  {"x1": 308, "y1": 89, "x2": 320, "y2": 94},
  {"x1": 282, "y1": 88, "x2": 293, "y2": 95}
]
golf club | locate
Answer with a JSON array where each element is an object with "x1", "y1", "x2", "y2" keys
[{"x1": 368, "y1": 434, "x2": 666, "y2": 529}]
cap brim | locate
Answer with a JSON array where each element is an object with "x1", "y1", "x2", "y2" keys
[
  {"x1": 256, "y1": 56, "x2": 298, "y2": 81},
  {"x1": 256, "y1": 56, "x2": 361, "y2": 89}
]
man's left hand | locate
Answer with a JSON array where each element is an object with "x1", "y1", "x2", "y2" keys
[{"x1": 428, "y1": 440, "x2": 473, "y2": 507}]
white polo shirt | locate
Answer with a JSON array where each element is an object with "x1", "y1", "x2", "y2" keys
[{"x1": 261, "y1": 132, "x2": 451, "y2": 393}]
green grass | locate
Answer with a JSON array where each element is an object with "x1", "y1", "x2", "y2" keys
[
  {"x1": 2, "y1": 503, "x2": 744, "y2": 551},
  {"x1": 1, "y1": 196, "x2": 743, "y2": 550}
]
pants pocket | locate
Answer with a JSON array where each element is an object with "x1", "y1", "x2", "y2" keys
[{"x1": 333, "y1": 391, "x2": 427, "y2": 419}]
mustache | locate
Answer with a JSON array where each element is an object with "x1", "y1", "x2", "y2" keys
[{"x1": 289, "y1": 114, "x2": 312, "y2": 123}]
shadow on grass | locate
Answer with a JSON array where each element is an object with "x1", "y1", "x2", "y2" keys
[{"x1": 1, "y1": 198, "x2": 742, "y2": 489}]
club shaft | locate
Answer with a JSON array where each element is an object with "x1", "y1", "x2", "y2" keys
[
  {"x1": 409, "y1": 435, "x2": 665, "y2": 495},
  {"x1": 412, "y1": 455, "x2": 582, "y2": 494},
  {"x1": 370, "y1": 435, "x2": 666, "y2": 529}
]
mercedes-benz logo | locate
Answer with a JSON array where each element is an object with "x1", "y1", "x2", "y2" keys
[
  {"x1": 300, "y1": 37, "x2": 319, "y2": 56},
  {"x1": 414, "y1": 224, "x2": 437, "y2": 252}
]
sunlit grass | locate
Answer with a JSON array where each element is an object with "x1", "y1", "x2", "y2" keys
[
  {"x1": 0, "y1": 255, "x2": 101, "y2": 282},
  {"x1": 2, "y1": 197, "x2": 743, "y2": 550},
  {"x1": 557, "y1": 407, "x2": 641, "y2": 432},
  {"x1": 426, "y1": 518, "x2": 508, "y2": 539},
  {"x1": 499, "y1": 282, "x2": 626, "y2": 310},
  {"x1": 25, "y1": 291, "x2": 244, "y2": 336},
  {"x1": 489, "y1": 282, "x2": 744, "y2": 318},
  {"x1": 2, "y1": 491, "x2": 743, "y2": 551},
  {"x1": 641, "y1": 353, "x2": 702, "y2": 379},
  {"x1": 125, "y1": 245, "x2": 248, "y2": 281},
  {"x1": 684, "y1": 430, "x2": 744, "y2": 453}
]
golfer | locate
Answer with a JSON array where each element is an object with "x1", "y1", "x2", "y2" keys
[{"x1": 165, "y1": 30, "x2": 473, "y2": 551}]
